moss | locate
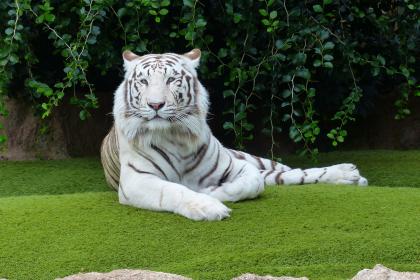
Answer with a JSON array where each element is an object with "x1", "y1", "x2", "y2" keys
[{"x1": 0, "y1": 151, "x2": 419, "y2": 280}]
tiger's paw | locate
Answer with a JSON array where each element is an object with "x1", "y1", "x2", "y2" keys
[
  {"x1": 175, "y1": 193, "x2": 231, "y2": 221},
  {"x1": 323, "y1": 163, "x2": 368, "y2": 186}
]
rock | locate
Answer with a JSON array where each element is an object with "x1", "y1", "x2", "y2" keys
[
  {"x1": 232, "y1": 274, "x2": 308, "y2": 280},
  {"x1": 351, "y1": 264, "x2": 420, "y2": 280},
  {"x1": 56, "y1": 269, "x2": 192, "y2": 280},
  {"x1": 0, "y1": 97, "x2": 68, "y2": 160}
]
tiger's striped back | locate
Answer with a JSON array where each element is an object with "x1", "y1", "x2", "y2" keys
[{"x1": 101, "y1": 125, "x2": 120, "y2": 191}]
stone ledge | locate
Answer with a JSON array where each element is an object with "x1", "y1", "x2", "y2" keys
[{"x1": 3, "y1": 264, "x2": 418, "y2": 280}]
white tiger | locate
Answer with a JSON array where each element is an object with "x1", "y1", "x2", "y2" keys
[{"x1": 101, "y1": 49, "x2": 368, "y2": 221}]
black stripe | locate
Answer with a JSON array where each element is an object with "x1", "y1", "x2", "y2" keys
[
  {"x1": 160, "y1": 146, "x2": 182, "y2": 162},
  {"x1": 264, "y1": 169, "x2": 275, "y2": 179},
  {"x1": 271, "y1": 160, "x2": 276, "y2": 170},
  {"x1": 124, "y1": 81, "x2": 130, "y2": 118},
  {"x1": 218, "y1": 157, "x2": 233, "y2": 186},
  {"x1": 119, "y1": 183, "x2": 130, "y2": 201},
  {"x1": 135, "y1": 150, "x2": 168, "y2": 180},
  {"x1": 128, "y1": 162, "x2": 154, "y2": 175},
  {"x1": 199, "y1": 146, "x2": 220, "y2": 185},
  {"x1": 234, "y1": 164, "x2": 246, "y2": 178},
  {"x1": 229, "y1": 149, "x2": 246, "y2": 160},
  {"x1": 151, "y1": 144, "x2": 181, "y2": 179},
  {"x1": 128, "y1": 80, "x2": 136, "y2": 109},
  {"x1": 275, "y1": 172, "x2": 283, "y2": 184},
  {"x1": 165, "y1": 54, "x2": 181, "y2": 61},
  {"x1": 253, "y1": 155, "x2": 265, "y2": 169},
  {"x1": 139, "y1": 57, "x2": 156, "y2": 64},
  {"x1": 319, "y1": 168, "x2": 327, "y2": 179},
  {"x1": 185, "y1": 75, "x2": 192, "y2": 105},
  {"x1": 184, "y1": 143, "x2": 209, "y2": 173}
]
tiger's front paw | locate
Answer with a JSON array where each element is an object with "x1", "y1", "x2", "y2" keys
[{"x1": 175, "y1": 193, "x2": 231, "y2": 221}]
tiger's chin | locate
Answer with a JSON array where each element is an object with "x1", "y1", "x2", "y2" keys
[{"x1": 143, "y1": 117, "x2": 172, "y2": 129}]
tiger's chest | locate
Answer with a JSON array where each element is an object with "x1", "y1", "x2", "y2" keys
[{"x1": 134, "y1": 137, "x2": 226, "y2": 190}]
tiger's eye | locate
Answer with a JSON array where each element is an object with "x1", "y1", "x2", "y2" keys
[
  {"x1": 166, "y1": 77, "x2": 175, "y2": 84},
  {"x1": 140, "y1": 79, "x2": 148, "y2": 85}
]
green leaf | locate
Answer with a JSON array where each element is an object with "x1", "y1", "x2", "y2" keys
[
  {"x1": 313, "y1": 5, "x2": 323, "y2": 13},
  {"x1": 282, "y1": 74, "x2": 292, "y2": 82},
  {"x1": 242, "y1": 123, "x2": 254, "y2": 131},
  {"x1": 149, "y1": 10, "x2": 157, "y2": 15},
  {"x1": 323, "y1": 54, "x2": 334, "y2": 61},
  {"x1": 275, "y1": 40, "x2": 284, "y2": 49},
  {"x1": 233, "y1": 13, "x2": 242, "y2": 23},
  {"x1": 223, "y1": 122, "x2": 234, "y2": 130},
  {"x1": 339, "y1": 130, "x2": 348, "y2": 137},
  {"x1": 8, "y1": 54, "x2": 19, "y2": 64},
  {"x1": 45, "y1": 13, "x2": 55, "y2": 23},
  {"x1": 323, "y1": 62, "x2": 333, "y2": 68},
  {"x1": 259, "y1": 9, "x2": 268, "y2": 16},
  {"x1": 400, "y1": 66, "x2": 410, "y2": 78},
  {"x1": 320, "y1": 30, "x2": 329, "y2": 40},
  {"x1": 5, "y1": 28, "x2": 13, "y2": 35},
  {"x1": 323, "y1": 42, "x2": 335, "y2": 50},
  {"x1": 282, "y1": 114, "x2": 291, "y2": 122},
  {"x1": 218, "y1": 48, "x2": 227, "y2": 58},
  {"x1": 183, "y1": 0, "x2": 193, "y2": 7},
  {"x1": 223, "y1": 90, "x2": 234, "y2": 98},
  {"x1": 272, "y1": 53, "x2": 286, "y2": 61},
  {"x1": 269, "y1": 11, "x2": 278, "y2": 19},
  {"x1": 79, "y1": 110, "x2": 87, "y2": 120},
  {"x1": 376, "y1": 55, "x2": 385, "y2": 66},
  {"x1": 161, "y1": 0, "x2": 170, "y2": 6},
  {"x1": 371, "y1": 67, "x2": 380, "y2": 77},
  {"x1": 195, "y1": 18, "x2": 207, "y2": 27},
  {"x1": 282, "y1": 89, "x2": 291, "y2": 98},
  {"x1": 323, "y1": 0, "x2": 333, "y2": 5},
  {"x1": 262, "y1": 19, "x2": 270, "y2": 26},
  {"x1": 296, "y1": 69, "x2": 311, "y2": 80},
  {"x1": 313, "y1": 60, "x2": 322, "y2": 67},
  {"x1": 159, "y1": 9, "x2": 169, "y2": 15},
  {"x1": 293, "y1": 53, "x2": 307, "y2": 64}
]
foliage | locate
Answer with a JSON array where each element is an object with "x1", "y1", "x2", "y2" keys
[
  {"x1": 1, "y1": 151, "x2": 420, "y2": 279},
  {"x1": 0, "y1": 0, "x2": 419, "y2": 156}
]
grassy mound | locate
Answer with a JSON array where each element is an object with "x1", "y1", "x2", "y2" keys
[{"x1": 0, "y1": 150, "x2": 419, "y2": 280}]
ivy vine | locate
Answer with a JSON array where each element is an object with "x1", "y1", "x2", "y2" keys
[{"x1": 0, "y1": 0, "x2": 418, "y2": 158}]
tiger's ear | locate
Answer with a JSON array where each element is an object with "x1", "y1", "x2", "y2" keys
[
  {"x1": 122, "y1": 50, "x2": 140, "y2": 72},
  {"x1": 183, "y1": 48, "x2": 201, "y2": 69}
]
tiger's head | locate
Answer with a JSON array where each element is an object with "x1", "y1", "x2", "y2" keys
[{"x1": 114, "y1": 49, "x2": 210, "y2": 142}]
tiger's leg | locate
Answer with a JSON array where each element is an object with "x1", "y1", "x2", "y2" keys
[
  {"x1": 260, "y1": 163, "x2": 368, "y2": 186},
  {"x1": 120, "y1": 161, "x2": 231, "y2": 221},
  {"x1": 199, "y1": 161, "x2": 265, "y2": 202},
  {"x1": 228, "y1": 149, "x2": 291, "y2": 172}
]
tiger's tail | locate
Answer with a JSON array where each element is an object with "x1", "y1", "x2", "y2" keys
[{"x1": 100, "y1": 125, "x2": 120, "y2": 191}]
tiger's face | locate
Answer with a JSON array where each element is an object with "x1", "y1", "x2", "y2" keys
[{"x1": 117, "y1": 49, "x2": 208, "y2": 137}]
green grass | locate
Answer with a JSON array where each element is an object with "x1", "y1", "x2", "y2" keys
[{"x1": 0, "y1": 150, "x2": 419, "y2": 280}]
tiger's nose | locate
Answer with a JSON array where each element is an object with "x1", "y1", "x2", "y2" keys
[{"x1": 147, "y1": 101, "x2": 165, "y2": 111}]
